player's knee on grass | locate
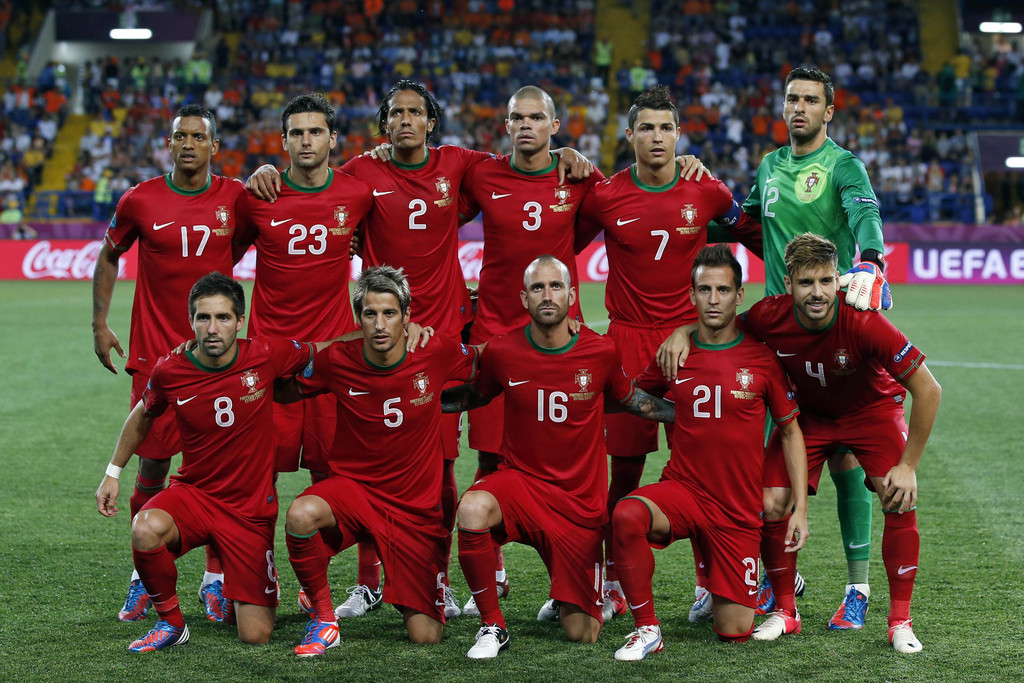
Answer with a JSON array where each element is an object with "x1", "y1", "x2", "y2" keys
[
  {"x1": 138, "y1": 455, "x2": 171, "y2": 480},
  {"x1": 762, "y1": 486, "x2": 793, "y2": 521},
  {"x1": 235, "y1": 603, "x2": 275, "y2": 644},
  {"x1": 712, "y1": 596, "x2": 755, "y2": 639},
  {"x1": 456, "y1": 490, "x2": 499, "y2": 529},
  {"x1": 402, "y1": 608, "x2": 443, "y2": 644},
  {"x1": 285, "y1": 495, "x2": 331, "y2": 536},
  {"x1": 559, "y1": 603, "x2": 601, "y2": 643},
  {"x1": 130, "y1": 508, "x2": 177, "y2": 551}
]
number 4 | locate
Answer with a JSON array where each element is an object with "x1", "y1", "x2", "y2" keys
[{"x1": 805, "y1": 361, "x2": 827, "y2": 387}]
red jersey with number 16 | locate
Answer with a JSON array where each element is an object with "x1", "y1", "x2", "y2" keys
[
  {"x1": 343, "y1": 147, "x2": 489, "y2": 338},
  {"x1": 474, "y1": 326, "x2": 634, "y2": 528},
  {"x1": 142, "y1": 338, "x2": 314, "y2": 521},
  {"x1": 105, "y1": 174, "x2": 248, "y2": 375},
  {"x1": 239, "y1": 169, "x2": 374, "y2": 340},
  {"x1": 635, "y1": 332, "x2": 799, "y2": 528}
]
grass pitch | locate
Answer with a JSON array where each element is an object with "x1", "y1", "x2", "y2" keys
[{"x1": 0, "y1": 280, "x2": 1022, "y2": 681}]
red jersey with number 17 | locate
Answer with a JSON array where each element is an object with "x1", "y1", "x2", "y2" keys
[
  {"x1": 635, "y1": 332, "x2": 799, "y2": 528},
  {"x1": 342, "y1": 147, "x2": 489, "y2": 338},
  {"x1": 296, "y1": 337, "x2": 478, "y2": 524},
  {"x1": 576, "y1": 165, "x2": 760, "y2": 326},
  {"x1": 474, "y1": 326, "x2": 634, "y2": 528},
  {"x1": 239, "y1": 169, "x2": 374, "y2": 339},
  {"x1": 142, "y1": 338, "x2": 314, "y2": 521},
  {"x1": 104, "y1": 174, "x2": 248, "y2": 375},
  {"x1": 459, "y1": 154, "x2": 603, "y2": 340},
  {"x1": 744, "y1": 295, "x2": 926, "y2": 420}
]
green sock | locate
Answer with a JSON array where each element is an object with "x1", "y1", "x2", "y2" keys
[{"x1": 831, "y1": 466, "x2": 872, "y2": 585}]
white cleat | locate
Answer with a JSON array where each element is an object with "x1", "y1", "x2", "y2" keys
[
  {"x1": 688, "y1": 586, "x2": 713, "y2": 623},
  {"x1": 333, "y1": 584, "x2": 382, "y2": 619},
  {"x1": 466, "y1": 623, "x2": 510, "y2": 659},
  {"x1": 443, "y1": 585, "x2": 461, "y2": 618},
  {"x1": 463, "y1": 578, "x2": 510, "y2": 617},
  {"x1": 888, "y1": 619, "x2": 923, "y2": 654},
  {"x1": 752, "y1": 609, "x2": 802, "y2": 641},
  {"x1": 614, "y1": 625, "x2": 664, "y2": 661},
  {"x1": 537, "y1": 598, "x2": 561, "y2": 622}
]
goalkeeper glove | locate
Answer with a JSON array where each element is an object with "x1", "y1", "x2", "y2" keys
[{"x1": 838, "y1": 261, "x2": 892, "y2": 311}]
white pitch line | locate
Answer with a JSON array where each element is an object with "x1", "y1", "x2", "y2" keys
[{"x1": 926, "y1": 361, "x2": 1024, "y2": 371}]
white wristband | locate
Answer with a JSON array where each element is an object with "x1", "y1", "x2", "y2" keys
[{"x1": 105, "y1": 463, "x2": 123, "y2": 479}]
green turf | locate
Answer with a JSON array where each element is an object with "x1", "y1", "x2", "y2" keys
[{"x1": 1, "y1": 281, "x2": 1022, "y2": 681}]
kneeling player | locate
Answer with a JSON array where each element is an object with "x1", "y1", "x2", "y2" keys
[
  {"x1": 96, "y1": 273, "x2": 316, "y2": 651},
  {"x1": 612, "y1": 245, "x2": 808, "y2": 660},
  {"x1": 443, "y1": 255, "x2": 674, "y2": 659},
  {"x1": 281, "y1": 266, "x2": 478, "y2": 656}
]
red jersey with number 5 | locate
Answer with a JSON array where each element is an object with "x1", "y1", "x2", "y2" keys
[
  {"x1": 104, "y1": 174, "x2": 249, "y2": 375},
  {"x1": 142, "y1": 338, "x2": 314, "y2": 521}
]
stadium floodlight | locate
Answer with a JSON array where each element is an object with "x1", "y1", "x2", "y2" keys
[
  {"x1": 979, "y1": 22, "x2": 1022, "y2": 33},
  {"x1": 1006, "y1": 157, "x2": 1024, "y2": 169},
  {"x1": 110, "y1": 28, "x2": 153, "y2": 39}
]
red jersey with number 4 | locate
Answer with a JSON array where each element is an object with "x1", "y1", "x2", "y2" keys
[
  {"x1": 576, "y1": 165, "x2": 760, "y2": 326},
  {"x1": 297, "y1": 337, "x2": 478, "y2": 523},
  {"x1": 744, "y1": 296, "x2": 926, "y2": 420},
  {"x1": 459, "y1": 154, "x2": 602, "y2": 340},
  {"x1": 475, "y1": 326, "x2": 634, "y2": 528},
  {"x1": 239, "y1": 169, "x2": 374, "y2": 340},
  {"x1": 342, "y1": 147, "x2": 489, "y2": 338},
  {"x1": 105, "y1": 174, "x2": 249, "y2": 375},
  {"x1": 636, "y1": 332, "x2": 799, "y2": 528},
  {"x1": 143, "y1": 338, "x2": 314, "y2": 521}
]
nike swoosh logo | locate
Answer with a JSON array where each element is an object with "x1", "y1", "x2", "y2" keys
[
  {"x1": 348, "y1": 388, "x2": 370, "y2": 396},
  {"x1": 616, "y1": 217, "x2": 639, "y2": 226},
  {"x1": 491, "y1": 192, "x2": 512, "y2": 199},
  {"x1": 470, "y1": 588, "x2": 489, "y2": 595},
  {"x1": 747, "y1": 588, "x2": 757, "y2": 596},
  {"x1": 265, "y1": 586, "x2": 277, "y2": 594},
  {"x1": 848, "y1": 541, "x2": 870, "y2": 549},
  {"x1": 508, "y1": 379, "x2": 529, "y2": 387},
  {"x1": 628, "y1": 600, "x2": 649, "y2": 610},
  {"x1": 373, "y1": 189, "x2": 394, "y2": 196},
  {"x1": 270, "y1": 218, "x2": 292, "y2": 226},
  {"x1": 766, "y1": 177, "x2": 776, "y2": 184},
  {"x1": 435, "y1": 600, "x2": 446, "y2": 606},
  {"x1": 897, "y1": 565, "x2": 918, "y2": 575},
  {"x1": 777, "y1": 351, "x2": 797, "y2": 357},
  {"x1": 674, "y1": 377, "x2": 693, "y2": 385},
  {"x1": 176, "y1": 396, "x2": 197, "y2": 405},
  {"x1": 152, "y1": 221, "x2": 174, "y2": 231}
]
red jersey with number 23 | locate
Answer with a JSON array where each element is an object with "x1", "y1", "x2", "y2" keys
[
  {"x1": 143, "y1": 338, "x2": 314, "y2": 521},
  {"x1": 105, "y1": 174, "x2": 248, "y2": 375},
  {"x1": 475, "y1": 326, "x2": 634, "y2": 528}
]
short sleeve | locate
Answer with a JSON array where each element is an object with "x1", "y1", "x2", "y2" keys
[{"x1": 104, "y1": 185, "x2": 140, "y2": 252}]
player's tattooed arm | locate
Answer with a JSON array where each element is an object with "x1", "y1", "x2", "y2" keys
[
  {"x1": 92, "y1": 241, "x2": 126, "y2": 374},
  {"x1": 441, "y1": 383, "x2": 493, "y2": 413},
  {"x1": 609, "y1": 386, "x2": 675, "y2": 423}
]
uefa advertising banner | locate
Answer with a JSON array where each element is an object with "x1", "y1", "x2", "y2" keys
[{"x1": 3, "y1": 239, "x2": 1023, "y2": 284}]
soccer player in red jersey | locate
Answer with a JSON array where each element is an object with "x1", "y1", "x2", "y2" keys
[
  {"x1": 443, "y1": 255, "x2": 674, "y2": 659},
  {"x1": 573, "y1": 86, "x2": 763, "y2": 620},
  {"x1": 611, "y1": 245, "x2": 807, "y2": 661},
  {"x1": 659, "y1": 234, "x2": 941, "y2": 653},
  {"x1": 91, "y1": 105, "x2": 249, "y2": 624},
  {"x1": 95, "y1": 272, "x2": 315, "y2": 652},
  {"x1": 281, "y1": 266, "x2": 479, "y2": 656}
]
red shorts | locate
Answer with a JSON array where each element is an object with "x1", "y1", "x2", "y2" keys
[
  {"x1": 630, "y1": 480, "x2": 761, "y2": 608},
  {"x1": 763, "y1": 408, "x2": 909, "y2": 494},
  {"x1": 467, "y1": 394, "x2": 503, "y2": 454},
  {"x1": 132, "y1": 372, "x2": 181, "y2": 461},
  {"x1": 303, "y1": 476, "x2": 449, "y2": 622},
  {"x1": 469, "y1": 470, "x2": 603, "y2": 621},
  {"x1": 605, "y1": 321, "x2": 676, "y2": 458},
  {"x1": 143, "y1": 483, "x2": 278, "y2": 607},
  {"x1": 272, "y1": 393, "x2": 337, "y2": 474}
]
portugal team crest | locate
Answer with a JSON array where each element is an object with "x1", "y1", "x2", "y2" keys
[
  {"x1": 736, "y1": 368, "x2": 754, "y2": 390},
  {"x1": 335, "y1": 206, "x2": 348, "y2": 228},
  {"x1": 555, "y1": 186, "x2": 571, "y2": 203},
  {"x1": 413, "y1": 372, "x2": 431, "y2": 396},
  {"x1": 435, "y1": 177, "x2": 451, "y2": 197},
  {"x1": 215, "y1": 206, "x2": 231, "y2": 228},
  {"x1": 795, "y1": 164, "x2": 828, "y2": 203},
  {"x1": 575, "y1": 369, "x2": 592, "y2": 392},
  {"x1": 834, "y1": 348, "x2": 850, "y2": 369},
  {"x1": 682, "y1": 204, "x2": 698, "y2": 225},
  {"x1": 241, "y1": 369, "x2": 260, "y2": 393}
]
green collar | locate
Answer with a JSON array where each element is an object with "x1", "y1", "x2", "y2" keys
[
  {"x1": 185, "y1": 344, "x2": 239, "y2": 372},
  {"x1": 391, "y1": 149, "x2": 430, "y2": 171},
  {"x1": 283, "y1": 167, "x2": 333, "y2": 193},
  {"x1": 164, "y1": 173, "x2": 211, "y2": 196},
  {"x1": 510, "y1": 153, "x2": 557, "y2": 176},
  {"x1": 629, "y1": 163, "x2": 679, "y2": 193},
  {"x1": 364, "y1": 346, "x2": 407, "y2": 370},
  {"x1": 525, "y1": 325, "x2": 579, "y2": 354},
  {"x1": 692, "y1": 330, "x2": 743, "y2": 350}
]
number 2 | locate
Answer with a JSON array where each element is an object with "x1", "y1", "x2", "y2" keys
[
  {"x1": 763, "y1": 185, "x2": 780, "y2": 218},
  {"x1": 409, "y1": 199, "x2": 427, "y2": 230}
]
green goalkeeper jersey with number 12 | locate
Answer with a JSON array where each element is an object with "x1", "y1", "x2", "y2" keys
[{"x1": 743, "y1": 137, "x2": 884, "y2": 296}]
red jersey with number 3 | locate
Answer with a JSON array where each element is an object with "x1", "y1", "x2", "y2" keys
[
  {"x1": 105, "y1": 174, "x2": 248, "y2": 375},
  {"x1": 459, "y1": 155, "x2": 602, "y2": 340},
  {"x1": 636, "y1": 332, "x2": 798, "y2": 528},
  {"x1": 576, "y1": 165, "x2": 759, "y2": 326},
  {"x1": 142, "y1": 338, "x2": 314, "y2": 521},
  {"x1": 239, "y1": 169, "x2": 374, "y2": 339},
  {"x1": 744, "y1": 295, "x2": 926, "y2": 420},
  {"x1": 342, "y1": 147, "x2": 489, "y2": 338},
  {"x1": 475, "y1": 326, "x2": 634, "y2": 528},
  {"x1": 296, "y1": 337, "x2": 478, "y2": 523}
]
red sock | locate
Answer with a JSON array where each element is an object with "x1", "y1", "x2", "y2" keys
[
  {"x1": 129, "y1": 474, "x2": 165, "y2": 519},
  {"x1": 133, "y1": 545, "x2": 184, "y2": 628},
  {"x1": 458, "y1": 526, "x2": 504, "y2": 629},
  {"x1": 761, "y1": 517, "x2": 797, "y2": 613},
  {"x1": 605, "y1": 455, "x2": 646, "y2": 582},
  {"x1": 356, "y1": 542, "x2": 382, "y2": 591},
  {"x1": 715, "y1": 622, "x2": 754, "y2": 643},
  {"x1": 440, "y1": 460, "x2": 457, "y2": 586},
  {"x1": 288, "y1": 531, "x2": 335, "y2": 621},
  {"x1": 611, "y1": 497, "x2": 658, "y2": 628},
  {"x1": 692, "y1": 544, "x2": 708, "y2": 588},
  {"x1": 205, "y1": 549, "x2": 223, "y2": 575},
  {"x1": 882, "y1": 509, "x2": 919, "y2": 625}
]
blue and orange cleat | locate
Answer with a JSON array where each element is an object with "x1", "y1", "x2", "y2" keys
[
  {"x1": 128, "y1": 619, "x2": 190, "y2": 652},
  {"x1": 828, "y1": 584, "x2": 870, "y2": 630},
  {"x1": 294, "y1": 619, "x2": 340, "y2": 657},
  {"x1": 199, "y1": 580, "x2": 235, "y2": 623},
  {"x1": 119, "y1": 579, "x2": 152, "y2": 622},
  {"x1": 755, "y1": 574, "x2": 775, "y2": 616}
]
